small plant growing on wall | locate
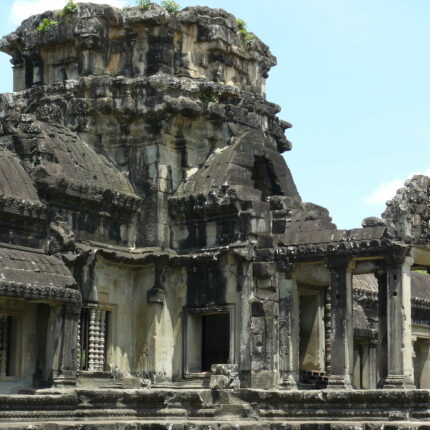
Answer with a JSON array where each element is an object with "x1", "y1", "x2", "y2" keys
[
  {"x1": 58, "y1": 0, "x2": 78, "y2": 18},
  {"x1": 137, "y1": 0, "x2": 152, "y2": 10},
  {"x1": 37, "y1": 18, "x2": 58, "y2": 32},
  {"x1": 236, "y1": 18, "x2": 254, "y2": 46},
  {"x1": 198, "y1": 93, "x2": 218, "y2": 104},
  {"x1": 161, "y1": 0, "x2": 180, "y2": 14}
]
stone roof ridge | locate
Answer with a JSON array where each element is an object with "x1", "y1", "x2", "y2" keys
[
  {"x1": 0, "y1": 244, "x2": 78, "y2": 294},
  {"x1": 8, "y1": 118, "x2": 142, "y2": 209},
  {"x1": 0, "y1": 146, "x2": 45, "y2": 219},
  {"x1": 172, "y1": 136, "x2": 301, "y2": 205}
]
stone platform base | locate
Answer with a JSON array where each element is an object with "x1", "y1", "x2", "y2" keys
[
  {"x1": 2, "y1": 421, "x2": 430, "y2": 430},
  {"x1": 0, "y1": 389, "x2": 429, "y2": 429}
]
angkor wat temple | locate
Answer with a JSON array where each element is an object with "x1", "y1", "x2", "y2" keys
[{"x1": 1, "y1": 3, "x2": 430, "y2": 428}]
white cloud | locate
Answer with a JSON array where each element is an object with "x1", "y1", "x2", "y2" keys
[
  {"x1": 10, "y1": 0, "x2": 127, "y2": 26},
  {"x1": 364, "y1": 168, "x2": 430, "y2": 205}
]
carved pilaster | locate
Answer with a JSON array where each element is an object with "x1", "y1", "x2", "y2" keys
[
  {"x1": 378, "y1": 247, "x2": 415, "y2": 389},
  {"x1": 326, "y1": 256, "x2": 355, "y2": 389},
  {"x1": 277, "y1": 260, "x2": 299, "y2": 389},
  {"x1": 147, "y1": 258, "x2": 168, "y2": 304},
  {"x1": 52, "y1": 303, "x2": 81, "y2": 386}
]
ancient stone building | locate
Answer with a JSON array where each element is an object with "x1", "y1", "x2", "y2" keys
[{"x1": 0, "y1": 3, "x2": 430, "y2": 428}]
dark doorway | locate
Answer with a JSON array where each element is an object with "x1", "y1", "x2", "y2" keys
[{"x1": 201, "y1": 313, "x2": 230, "y2": 371}]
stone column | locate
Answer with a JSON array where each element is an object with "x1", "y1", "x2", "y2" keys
[
  {"x1": 238, "y1": 261, "x2": 252, "y2": 388},
  {"x1": 376, "y1": 271, "x2": 388, "y2": 386},
  {"x1": 277, "y1": 261, "x2": 299, "y2": 389},
  {"x1": 0, "y1": 315, "x2": 9, "y2": 377},
  {"x1": 326, "y1": 256, "x2": 355, "y2": 389},
  {"x1": 250, "y1": 261, "x2": 278, "y2": 389},
  {"x1": 379, "y1": 249, "x2": 415, "y2": 389},
  {"x1": 47, "y1": 303, "x2": 81, "y2": 386}
]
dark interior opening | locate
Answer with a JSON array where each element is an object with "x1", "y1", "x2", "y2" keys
[
  {"x1": 5, "y1": 316, "x2": 13, "y2": 376},
  {"x1": 201, "y1": 313, "x2": 230, "y2": 372},
  {"x1": 0, "y1": 315, "x2": 15, "y2": 377},
  {"x1": 25, "y1": 59, "x2": 34, "y2": 89},
  {"x1": 79, "y1": 308, "x2": 90, "y2": 371},
  {"x1": 353, "y1": 343, "x2": 365, "y2": 388},
  {"x1": 251, "y1": 156, "x2": 283, "y2": 200}
]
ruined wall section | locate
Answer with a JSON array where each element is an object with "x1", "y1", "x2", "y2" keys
[
  {"x1": 0, "y1": 4, "x2": 275, "y2": 95},
  {"x1": 383, "y1": 175, "x2": 430, "y2": 247}
]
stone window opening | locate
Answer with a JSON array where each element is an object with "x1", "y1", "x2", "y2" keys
[
  {"x1": 183, "y1": 307, "x2": 234, "y2": 377},
  {"x1": 0, "y1": 314, "x2": 17, "y2": 378},
  {"x1": 24, "y1": 58, "x2": 43, "y2": 89},
  {"x1": 78, "y1": 307, "x2": 111, "y2": 372},
  {"x1": 251, "y1": 156, "x2": 283, "y2": 201}
]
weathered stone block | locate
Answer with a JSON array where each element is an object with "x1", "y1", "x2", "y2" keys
[{"x1": 210, "y1": 364, "x2": 240, "y2": 389}]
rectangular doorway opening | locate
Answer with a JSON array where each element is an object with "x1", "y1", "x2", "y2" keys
[
  {"x1": 201, "y1": 313, "x2": 230, "y2": 371},
  {"x1": 184, "y1": 308, "x2": 233, "y2": 376}
]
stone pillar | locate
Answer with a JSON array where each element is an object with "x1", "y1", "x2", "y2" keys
[
  {"x1": 277, "y1": 262, "x2": 299, "y2": 389},
  {"x1": 238, "y1": 261, "x2": 253, "y2": 388},
  {"x1": 376, "y1": 271, "x2": 388, "y2": 386},
  {"x1": 324, "y1": 284, "x2": 333, "y2": 376},
  {"x1": 378, "y1": 250, "x2": 415, "y2": 389},
  {"x1": 250, "y1": 261, "x2": 278, "y2": 389},
  {"x1": 0, "y1": 315, "x2": 9, "y2": 377},
  {"x1": 326, "y1": 257, "x2": 355, "y2": 389},
  {"x1": 47, "y1": 303, "x2": 81, "y2": 386}
]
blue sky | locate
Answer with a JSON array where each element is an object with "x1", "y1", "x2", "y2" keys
[{"x1": 1, "y1": 0, "x2": 429, "y2": 229}]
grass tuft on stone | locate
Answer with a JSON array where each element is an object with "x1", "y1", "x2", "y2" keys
[
  {"x1": 161, "y1": 0, "x2": 181, "y2": 14},
  {"x1": 37, "y1": 18, "x2": 58, "y2": 32}
]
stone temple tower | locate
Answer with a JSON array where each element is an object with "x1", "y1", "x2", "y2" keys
[
  {"x1": 1, "y1": 2, "x2": 430, "y2": 427},
  {"x1": 0, "y1": 2, "x2": 295, "y2": 250}
]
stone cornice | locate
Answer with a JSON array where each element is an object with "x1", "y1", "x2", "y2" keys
[{"x1": 0, "y1": 281, "x2": 81, "y2": 304}]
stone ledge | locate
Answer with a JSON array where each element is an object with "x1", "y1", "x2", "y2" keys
[
  {"x1": 2, "y1": 421, "x2": 430, "y2": 430},
  {"x1": 0, "y1": 389, "x2": 429, "y2": 424}
]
